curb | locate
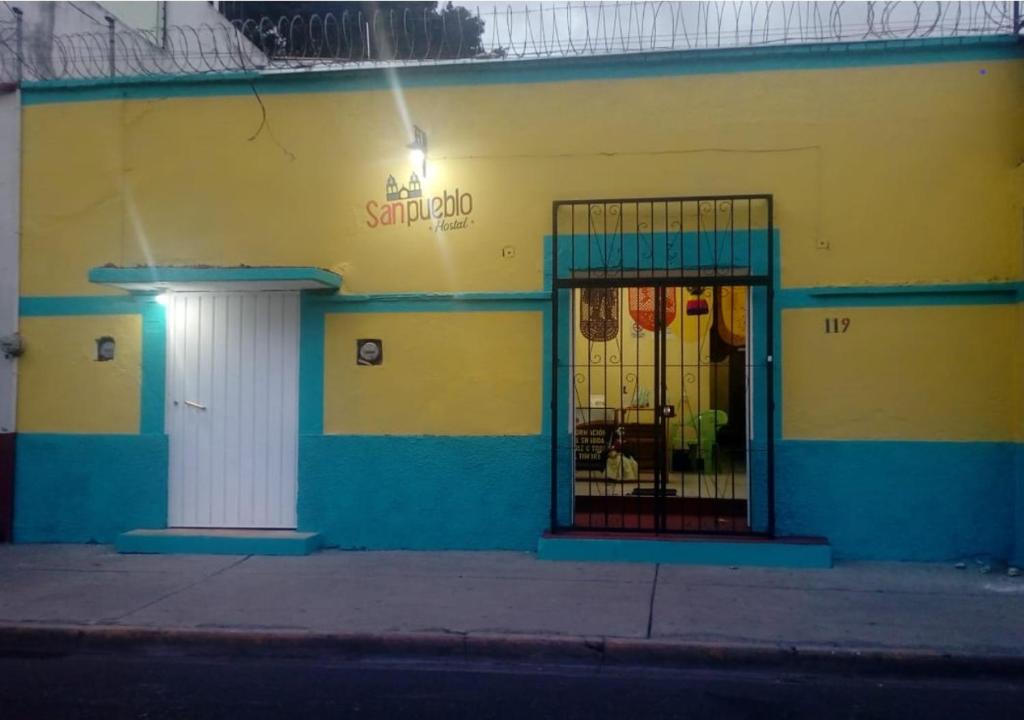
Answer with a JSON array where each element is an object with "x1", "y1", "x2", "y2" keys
[{"x1": 1, "y1": 623, "x2": 1023, "y2": 679}]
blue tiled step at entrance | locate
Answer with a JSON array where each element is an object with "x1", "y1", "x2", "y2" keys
[
  {"x1": 116, "y1": 529, "x2": 323, "y2": 556},
  {"x1": 537, "y1": 532, "x2": 832, "y2": 569}
]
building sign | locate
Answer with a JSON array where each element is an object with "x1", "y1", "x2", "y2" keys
[{"x1": 366, "y1": 173, "x2": 474, "y2": 232}]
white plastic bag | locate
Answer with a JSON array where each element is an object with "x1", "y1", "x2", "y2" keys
[{"x1": 605, "y1": 451, "x2": 639, "y2": 481}]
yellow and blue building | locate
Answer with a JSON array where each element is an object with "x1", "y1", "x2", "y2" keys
[{"x1": 7, "y1": 34, "x2": 1024, "y2": 566}]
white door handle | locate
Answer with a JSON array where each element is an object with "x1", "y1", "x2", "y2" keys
[{"x1": 184, "y1": 400, "x2": 207, "y2": 410}]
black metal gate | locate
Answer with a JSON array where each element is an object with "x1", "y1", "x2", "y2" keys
[{"x1": 550, "y1": 196, "x2": 774, "y2": 536}]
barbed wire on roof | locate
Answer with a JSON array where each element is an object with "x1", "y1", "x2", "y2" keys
[{"x1": 0, "y1": 2, "x2": 1020, "y2": 83}]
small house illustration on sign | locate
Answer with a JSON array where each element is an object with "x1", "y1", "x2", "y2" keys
[
  {"x1": 385, "y1": 173, "x2": 423, "y2": 201},
  {"x1": 406, "y1": 172, "x2": 422, "y2": 197}
]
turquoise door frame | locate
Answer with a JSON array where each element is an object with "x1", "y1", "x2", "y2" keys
[{"x1": 549, "y1": 196, "x2": 776, "y2": 536}]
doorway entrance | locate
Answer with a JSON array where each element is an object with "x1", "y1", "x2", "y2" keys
[
  {"x1": 551, "y1": 196, "x2": 774, "y2": 535},
  {"x1": 165, "y1": 291, "x2": 300, "y2": 529}
]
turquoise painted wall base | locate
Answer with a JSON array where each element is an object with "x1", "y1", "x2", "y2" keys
[
  {"x1": 1014, "y1": 444, "x2": 1024, "y2": 567},
  {"x1": 776, "y1": 440, "x2": 1016, "y2": 562},
  {"x1": 116, "y1": 529, "x2": 322, "y2": 556},
  {"x1": 12, "y1": 433, "x2": 1023, "y2": 564},
  {"x1": 537, "y1": 535, "x2": 832, "y2": 568},
  {"x1": 298, "y1": 435, "x2": 550, "y2": 550},
  {"x1": 14, "y1": 433, "x2": 168, "y2": 544}
]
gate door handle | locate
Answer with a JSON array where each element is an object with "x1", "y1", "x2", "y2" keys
[{"x1": 184, "y1": 400, "x2": 207, "y2": 411}]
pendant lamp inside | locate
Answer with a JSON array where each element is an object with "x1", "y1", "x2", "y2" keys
[{"x1": 685, "y1": 287, "x2": 710, "y2": 316}]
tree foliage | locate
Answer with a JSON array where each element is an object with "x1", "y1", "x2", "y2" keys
[{"x1": 219, "y1": 2, "x2": 486, "y2": 60}]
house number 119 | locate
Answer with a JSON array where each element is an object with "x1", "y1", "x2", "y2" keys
[{"x1": 825, "y1": 317, "x2": 850, "y2": 334}]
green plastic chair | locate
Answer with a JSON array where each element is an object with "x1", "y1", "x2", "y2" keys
[{"x1": 690, "y1": 409, "x2": 728, "y2": 473}]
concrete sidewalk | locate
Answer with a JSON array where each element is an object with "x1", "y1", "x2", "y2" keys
[{"x1": 1, "y1": 545, "x2": 1022, "y2": 675}]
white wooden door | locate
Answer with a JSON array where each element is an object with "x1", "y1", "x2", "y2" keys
[{"x1": 166, "y1": 291, "x2": 300, "y2": 529}]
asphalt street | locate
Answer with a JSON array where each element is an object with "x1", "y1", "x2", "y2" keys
[{"x1": 0, "y1": 653, "x2": 1020, "y2": 720}]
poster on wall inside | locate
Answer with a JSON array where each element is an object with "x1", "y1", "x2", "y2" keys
[{"x1": 574, "y1": 424, "x2": 612, "y2": 471}]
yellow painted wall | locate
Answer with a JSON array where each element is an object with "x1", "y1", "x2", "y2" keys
[
  {"x1": 782, "y1": 305, "x2": 1017, "y2": 442},
  {"x1": 21, "y1": 101, "x2": 124, "y2": 298},
  {"x1": 1014, "y1": 164, "x2": 1024, "y2": 444},
  {"x1": 20, "y1": 57, "x2": 1024, "y2": 297},
  {"x1": 323, "y1": 312, "x2": 542, "y2": 435},
  {"x1": 17, "y1": 315, "x2": 142, "y2": 433},
  {"x1": 18, "y1": 51, "x2": 1024, "y2": 445}
]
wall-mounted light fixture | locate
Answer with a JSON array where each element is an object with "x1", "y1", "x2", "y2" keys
[
  {"x1": 0, "y1": 333, "x2": 24, "y2": 359},
  {"x1": 356, "y1": 339, "x2": 383, "y2": 366},
  {"x1": 96, "y1": 336, "x2": 115, "y2": 362},
  {"x1": 685, "y1": 286, "x2": 710, "y2": 316},
  {"x1": 407, "y1": 125, "x2": 428, "y2": 178}
]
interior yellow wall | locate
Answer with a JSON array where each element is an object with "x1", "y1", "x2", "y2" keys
[
  {"x1": 573, "y1": 288, "x2": 720, "y2": 421},
  {"x1": 782, "y1": 304, "x2": 1017, "y2": 442},
  {"x1": 323, "y1": 311, "x2": 542, "y2": 435},
  {"x1": 20, "y1": 57, "x2": 1024, "y2": 297},
  {"x1": 17, "y1": 315, "x2": 142, "y2": 433}
]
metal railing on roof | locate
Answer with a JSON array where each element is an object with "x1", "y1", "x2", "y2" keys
[{"x1": 1, "y1": 2, "x2": 1021, "y2": 83}]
